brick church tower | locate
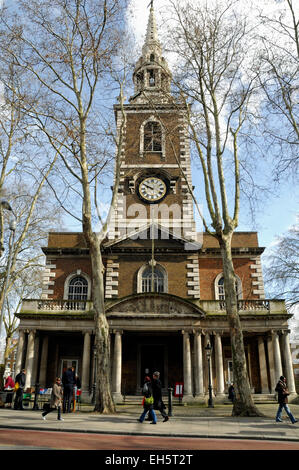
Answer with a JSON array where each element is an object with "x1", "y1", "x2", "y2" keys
[{"x1": 16, "y1": 5, "x2": 295, "y2": 404}]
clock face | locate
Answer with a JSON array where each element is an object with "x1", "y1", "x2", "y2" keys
[{"x1": 138, "y1": 177, "x2": 167, "y2": 203}]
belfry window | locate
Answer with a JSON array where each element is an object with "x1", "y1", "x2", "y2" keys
[
  {"x1": 68, "y1": 276, "x2": 88, "y2": 300},
  {"x1": 141, "y1": 266, "x2": 165, "y2": 293},
  {"x1": 144, "y1": 121, "x2": 162, "y2": 152},
  {"x1": 148, "y1": 69, "x2": 156, "y2": 87}
]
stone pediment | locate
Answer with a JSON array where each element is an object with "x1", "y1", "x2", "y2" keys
[
  {"x1": 106, "y1": 293, "x2": 205, "y2": 318},
  {"x1": 104, "y1": 223, "x2": 202, "y2": 251}
]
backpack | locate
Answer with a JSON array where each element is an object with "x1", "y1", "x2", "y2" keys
[{"x1": 142, "y1": 382, "x2": 151, "y2": 398}]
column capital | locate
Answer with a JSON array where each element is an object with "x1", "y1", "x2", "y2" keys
[
  {"x1": 113, "y1": 329, "x2": 123, "y2": 335},
  {"x1": 193, "y1": 329, "x2": 203, "y2": 335},
  {"x1": 282, "y1": 329, "x2": 291, "y2": 335}
]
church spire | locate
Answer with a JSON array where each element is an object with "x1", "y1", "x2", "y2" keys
[
  {"x1": 130, "y1": 3, "x2": 172, "y2": 104},
  {"x1": 142, "y1": 3, "x2": 162, "y2": 58}
]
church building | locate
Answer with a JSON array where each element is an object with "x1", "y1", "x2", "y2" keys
[{"x1": 15, "y1": 6, "x2": 296, "y2": 404}]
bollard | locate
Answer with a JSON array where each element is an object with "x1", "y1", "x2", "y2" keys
[
  {"x1": 168, "y1": 387, "x2": 173, "y2": 417},
  {"x1": 33, "y1": 382, "x2": 40, "y2": 410}
]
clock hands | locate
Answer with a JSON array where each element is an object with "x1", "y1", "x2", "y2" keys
[{"x1": 144, "y1": 183, "x2": 154, "y2": 190}]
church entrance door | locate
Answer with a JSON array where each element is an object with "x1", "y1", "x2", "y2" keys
[{"x1": 140, "y1": 344, "x2": 165, "y2": 387}]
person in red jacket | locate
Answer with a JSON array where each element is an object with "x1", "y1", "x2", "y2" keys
[
  {"x1": 4, "y1": 375, "x2": 15, "y2": 408},
  {"x1": 4, "y1": 375, "x2": 15, "y2": 389}
]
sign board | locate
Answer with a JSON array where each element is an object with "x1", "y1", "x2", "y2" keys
[{"x1": 174, "y1": 382, "x2": 184, "y2": 397}]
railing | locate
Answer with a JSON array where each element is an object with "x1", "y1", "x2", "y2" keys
[
  {"x1": 37, "y1": 300, "x2": 87, "y2": 311},
  {"x1": 20, "y1": 298, "x2": 286, "y2": 315},
  {"x1": 218, "y1": 300, "x2": 270, "y2": 311}
]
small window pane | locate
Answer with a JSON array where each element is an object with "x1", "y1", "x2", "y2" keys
[
  {"x1": 142, "y1": 267, "x2": 164, "y2": 293},
  {"x1": 144, "y1": 122, "x2": 162, "y2": 152},
  {"x1": 68, "y1": 276, "x2": 88, "y2": 300}
]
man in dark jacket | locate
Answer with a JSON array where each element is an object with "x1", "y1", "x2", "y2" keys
[
  {"x1": 275, "y1": 375, "x2": 297, "y2": 423},
  {"x1": 62, "y1": 367, "x2": 75, "y2": 413},
  {"x1": 152, "y1": 371, "x2": 169, "y2": 422},
  {"x1": 14, "y1": 369, "x2": 26, "y2": 410}
]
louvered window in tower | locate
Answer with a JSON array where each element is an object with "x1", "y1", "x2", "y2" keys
[
  {"x1": 148, "y1": 69, "x2": 156, "y2": 86},
  {"x1": 144, "y1": 121, "x2": 162, "y2": 152}
]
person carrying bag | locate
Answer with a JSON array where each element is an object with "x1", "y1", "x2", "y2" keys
[{"x1": 137, "y1": 376, "x2": 157, "y2": 424}]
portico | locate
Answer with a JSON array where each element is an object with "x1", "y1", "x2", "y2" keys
[{"x1": 15, "y1": 295, "x2": 296, "y2": 403}]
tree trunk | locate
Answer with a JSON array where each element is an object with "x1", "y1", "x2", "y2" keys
[
  {"x1": 88, "y1": 233, "x2": 116, "y2": 414},
  {"x1": 219, "y1": 234, "x2": 263, "y2": 417}
]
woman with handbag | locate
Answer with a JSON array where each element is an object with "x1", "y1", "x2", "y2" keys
[
  {"x1": 42, "y1": 377, "x2": 64, "y2": 421},
  {"x1": 137, "y1": 376, "x2": 157, "y2": 424}
]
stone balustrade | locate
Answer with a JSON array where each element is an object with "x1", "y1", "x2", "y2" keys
[{"x1": 20, "y1": 298, "x2": 287, "y2": 316}]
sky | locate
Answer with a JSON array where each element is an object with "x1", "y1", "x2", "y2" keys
[{"x1": 126, "y1": 0, "x2": 298, "y2": 253}]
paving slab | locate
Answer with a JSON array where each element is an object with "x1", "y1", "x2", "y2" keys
[{"x1": 1, "y1": 404, "x2": 299, "y2": 443}]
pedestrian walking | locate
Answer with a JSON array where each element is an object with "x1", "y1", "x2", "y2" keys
[
  {"x1": 152, "y1": 371, "x2": 169, "y2": 422},
  {"x1": 228, "y1": 383, "x2": 236, "y2": 403},
  {"x1": 42, "y1": 377, "x2": 64, "y2": 421},
  {"x1": 62, "y1": 366, "x2": 75, "y2": 413},
  {"x1": 137, "y1": 376, "x2": 157, "y2": 424},
  {"x1": 14, "y1": 369, "x2": 26, "y2": 410},
  {"x1": 4, "y1": 375, "x2": 15, "y2": 408},
  {"x1": 275, "y1": 375, "x2": 297, "y2": 424}
]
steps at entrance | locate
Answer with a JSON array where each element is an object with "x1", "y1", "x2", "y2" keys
[
  {"x1": 119, "y1": 394, "x2": 278, "y2": 405},
  {"x1": 252, "y1": 394, "x2": 277, "y2": 404},
  {"x1": 119, "y1": 395, "x2": 183, "y2": 406}
]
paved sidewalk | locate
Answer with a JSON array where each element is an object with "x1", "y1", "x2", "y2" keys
[{"x1": 1, "y1": 404, "x2": 299, "y2": 443}]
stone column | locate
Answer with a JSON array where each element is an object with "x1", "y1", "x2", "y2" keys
[
  {"x1": 81, "y1": 331, "x2": 91, "y2": 401},
  {"x1": 267, "y1": 334, "x2": 276, "y2": 393},
  {"x1": 258, "y1": 336, "x2": 269, "y2": 393},
  {"x1": 31, "y1": 334, "x2": 40, "y2": 385},
  {"x1": 282, "y1": 330, "x2": 296, "y2": 395},
  {"x1": 112, "y1": 330, "x2": 123, "y2": 402},
  {"x1": 39, "y1": 335, "x2": 49, "y2": 388},
  {"x1": 194, "y1": 330, "x2": 204, "y2": 397},
  {"x1": 25, "y1": 330, "x2": 36, "y2": 389},
  {"x1": 215, "y1": 333, "x2": 225, "y2": 396},
  {"x1": 14, "y1": 330, "x2": 25, "y2": 377},
  {"x1": 272, "y1": 330, "x2": 283, "y2": 383},
  {"x1": 182, "y1": 330, "x2": 193, "y2": 400}
]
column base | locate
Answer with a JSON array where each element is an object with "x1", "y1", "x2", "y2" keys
[
  {"x1": 288, "y1": 393, "x2": 299, "y2": 403},
  {"x1": 214, "y1": 393, "x2": 226, "y2": 403},
  {"x1": 192, "y1": 394, "x2": 206, "y2": 404},
  {"x1": 182, "y1": 394, "x2": 196, "y2": 403},
  {"x1": 81, "y1": 390, "x2": 92, "y2": 404},
  {"x1": 112, "y1": 392, "x2": 124, "y2": 404}
]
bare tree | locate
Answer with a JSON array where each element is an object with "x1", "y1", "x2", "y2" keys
[
  {"x1": 264, "y1": 220, "x2": 299, "y2": 307},
  {"x1": 258, "y1": 0, "x2": 299, "y2": 177},
  {"x1": 165, "y1": 0, "x2": 263, "y2": 416},
  {"x1": 0, "y1": 0, "x2": 128, "y2": 413}
]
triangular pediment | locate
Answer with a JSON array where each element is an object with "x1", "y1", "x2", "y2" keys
[{"x1": 104, "y1": 223, "x2": 202, "y2": 251}]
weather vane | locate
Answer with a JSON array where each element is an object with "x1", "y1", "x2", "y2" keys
[{"x1": 147, "y1": 0, "x2": 154, "y2": 8}]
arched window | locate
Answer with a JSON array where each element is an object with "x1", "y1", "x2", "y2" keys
[
  {"x1": 143, "y1": 121, "x2": 162, "y2": 152},
  {"x1": 137, "y1": 264, "x2": 167, "y2": 293},
  {"x1": 215, "y1": 273, "x2": 242, "y2": 300},
  {"x1": 142, "y1": 266, "x2": 165, "y2": 293},
  {"x1": 68, "y1": 276, "x2": 88, "y2": 300}
]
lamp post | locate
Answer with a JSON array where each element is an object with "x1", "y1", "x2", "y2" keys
[
  {"x1": 205, "y1": 342, "x2": 214, "y2": 408},
  {"x1": 0, "y1": 200, "x2": 16, "y2": 339}
]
